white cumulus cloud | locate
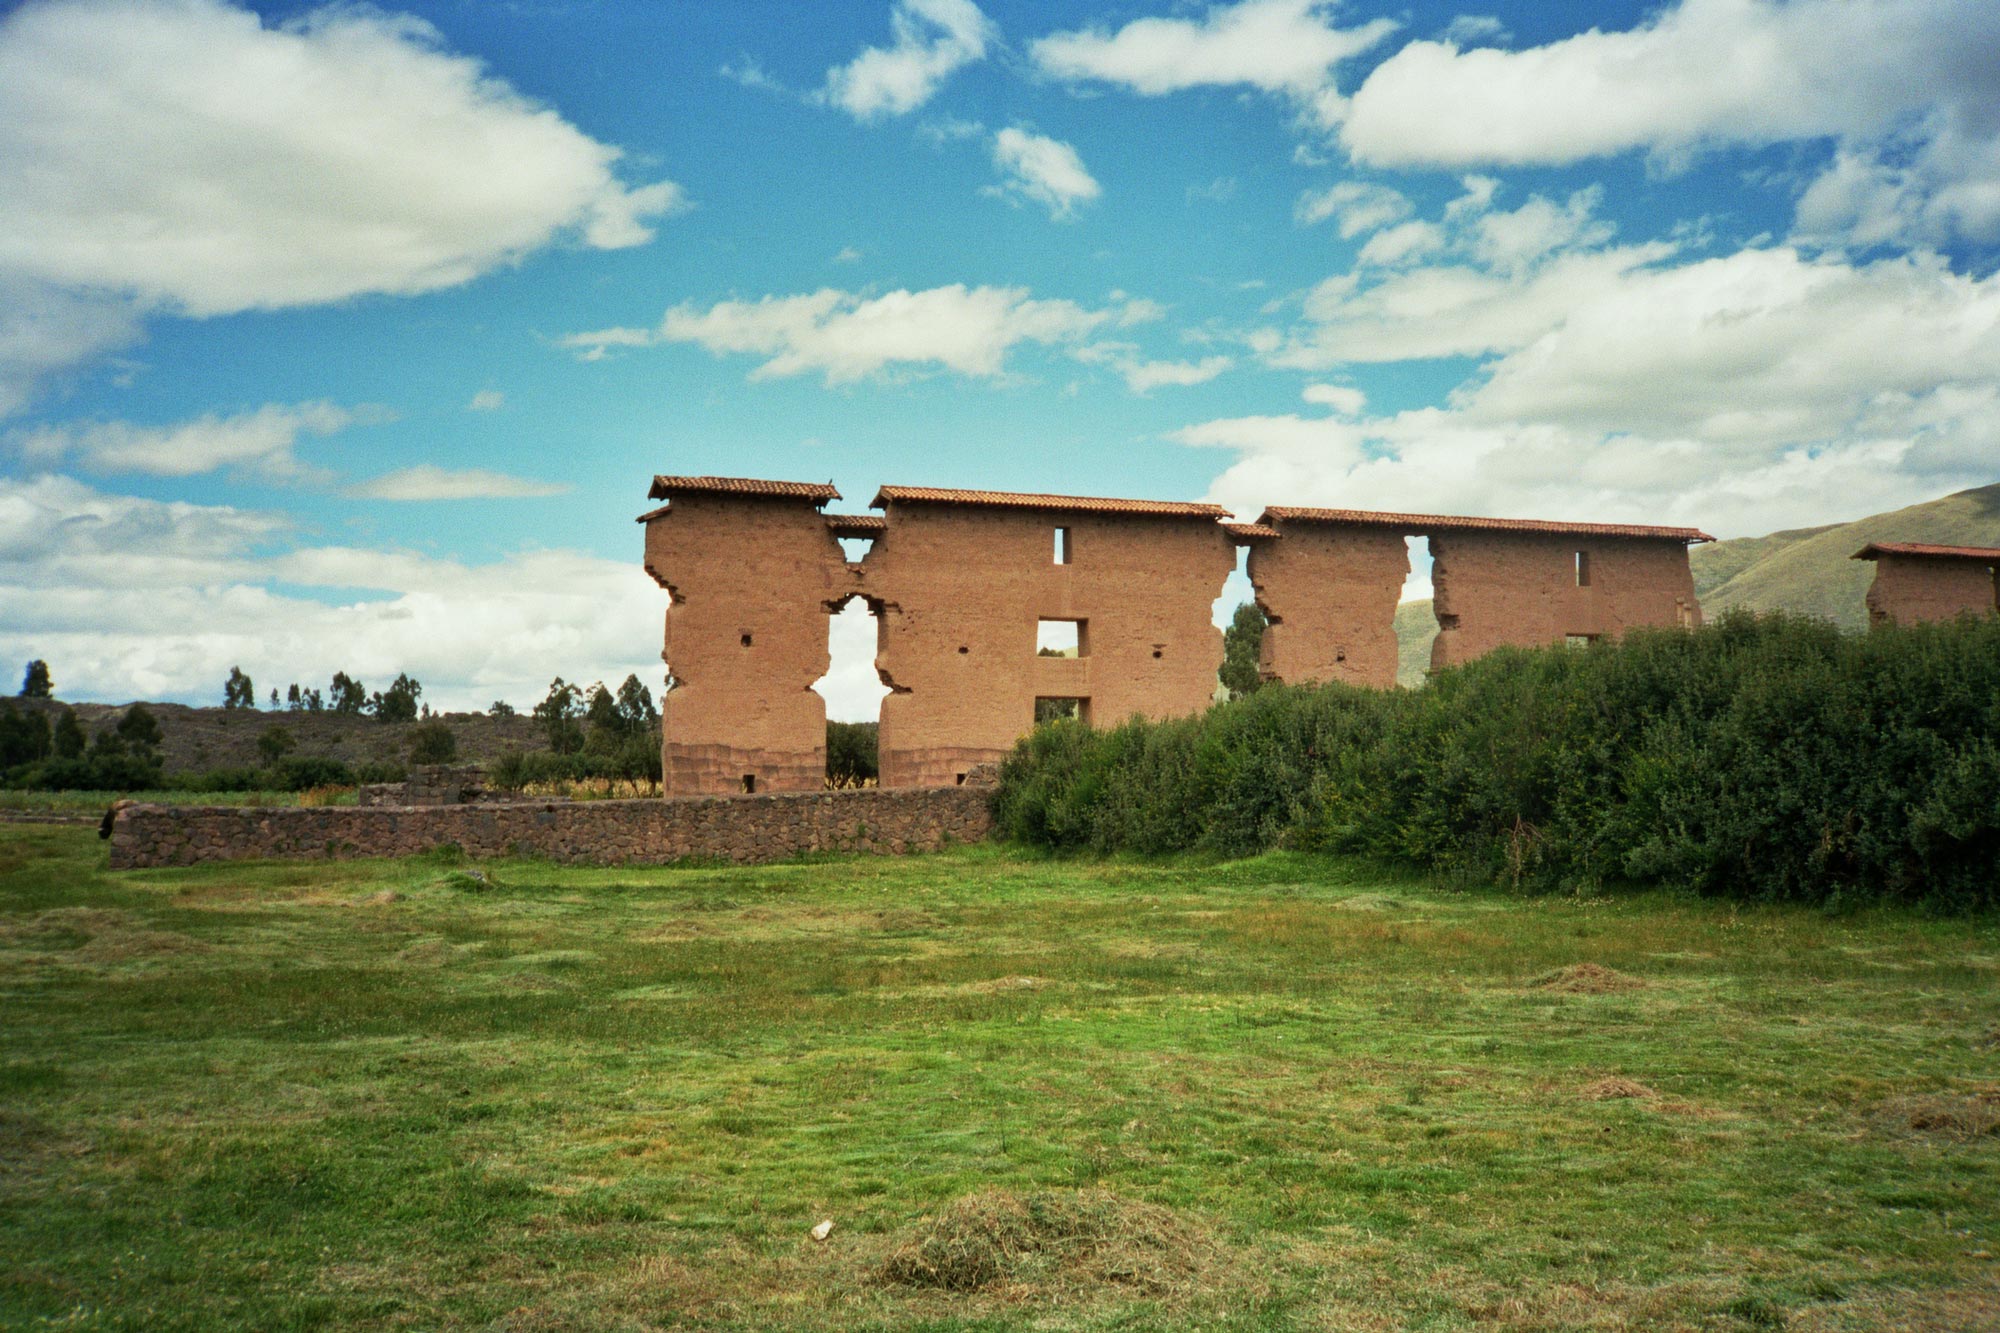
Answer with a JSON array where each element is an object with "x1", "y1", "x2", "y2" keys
[
  {"x1": 989, "y1": 128, "x2": 1102, "y2": 219},
  {"x1": 11, "y1": 401, "x2": 373, "y2": 483},
  {"x1": 0, "y1": 0, "x2": 681, "y2": 412},
  {"x1": 563, "y1": 284, "x2": 1147, "y2": 384},
  {"x1": 1191, "y1": 238, "x2": 2000, "y2": 537},
  {"x1": 821, "y1": 0, "x2": 995, "y2": 121},
  {"x1": 347, "y1": 466, "x2": 570, "y2": 502},
  {"x1": 0, "y1": 474, "x2": 666, "y2": 710},
  {"x1": 1295, "y1": 181, "x2": 1411, "y2": 236},
  {"x1": 1033, "y1": 0, "x2": 1394, "y2": 114},
  {"x1": 1339, "y1": 0, "x2": 2000, "y2": 245}
]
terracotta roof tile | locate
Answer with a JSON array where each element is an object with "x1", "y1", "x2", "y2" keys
[
  {"x1": 647, "y1": 475, "x2": 841, "y2": 503},
  {"x1": 1852, "y1": 541, "x2": 2000, "y2": 562},
  {"x1": 1223, "y1": 522, "x2": 1279, "y2": 540},
  {"x1": 872, "y1": 484, "x2": 1228, "y2": 518},
  {"x1": 1260, "y1": 506, "x2": 1713, "y2": 544},
  {"x1": 824, "y1": 512, "x2": 888, "y2": 534}
]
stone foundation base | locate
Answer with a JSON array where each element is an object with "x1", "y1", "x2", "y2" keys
[{"x1": 108, "y1": 786, "x2": 992, "y2": 870}]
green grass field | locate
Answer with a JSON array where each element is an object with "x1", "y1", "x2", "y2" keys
[{"x1": 2, "y1": 826, "x2": 1996, "y2": 1331}]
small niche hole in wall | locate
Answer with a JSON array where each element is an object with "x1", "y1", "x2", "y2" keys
[
  {"x1": 958, "y1": 645, "x2": 969, "y2": 654},
  {"x1": 1575, "y1": 551, "x2": 1591, "y2": 587},
  {"x1": 1036, "y1": 618, "x2": 1086, "y2": 657},
  {"x1": 1151, "y1": 647, "x2": 1163, "y2": 659},
  {"x1": 1054, "y1": 526, "x2": 1071, "y2": 565},
  {"x1": 740, "y1": 632, "x2": 753, "y2": 648},
  {"x1": 1565, "y1": 634, "x2": 1598, "y2": 648},
  {"x1": 741, "y1": 773, "x2": 757, "y2": 793}
]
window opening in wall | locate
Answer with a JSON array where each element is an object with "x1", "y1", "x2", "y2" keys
[
  {"x1": 1565, "y1": 634, "x2": 1599, "y2": 648},
  {"x1": 1404, "y1": 536, "x2": 1440, "y2": 680},
  {"x1": 955, "y1": 772, "x2": 967, "y2": 785},
  {"x1": 813, "y1": 596, "x2": 890, "y2": 787},
  {"x1": 1036, "y1": 618, "x2": 1087, "y2": 656},
  {"x1": 740, "y1": 632, "x2": 753, "y2": 647},
  {"x1": 1054, "y1": 526, "x2": 1071, "y2": 564},
  {"x1": 1575, "y1": 551, "x2": 1591, "y2": 587},
  {"x1": 741, "y1": 774, "x2": 757, "y2": 793},
  {"x1": 1035, "y1": 696, "x2": 1089, "y2": 724}
]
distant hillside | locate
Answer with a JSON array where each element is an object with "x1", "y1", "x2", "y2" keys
[
  {"x1": 1389, "y1": 481, "x2": 2000, "y2": 679},
  {"x1": 1692, "y1": 482, "x2": 2000, "y2": 629},
  {"x1": 6, "y1": 697, "x2": 542, "y2": 773}
]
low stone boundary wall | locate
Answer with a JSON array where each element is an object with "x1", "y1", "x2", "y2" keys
[{"x1": 108, "y1": 786, "x2": 992, "y2": 870}]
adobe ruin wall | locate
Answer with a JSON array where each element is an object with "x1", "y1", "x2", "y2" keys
[
  {"x1": 641, "y1": 476, "x2": 1715, "y2": 796},
  {"x1": 1855, "y1": 544, "x2": 2000, "y2": 627}
]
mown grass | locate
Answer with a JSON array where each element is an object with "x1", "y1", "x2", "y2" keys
[{"x1": 1, "y1": 825, "x2": 1996, "y2": 1330}]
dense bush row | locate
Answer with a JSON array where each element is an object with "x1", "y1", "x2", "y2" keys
[{"x1": 994, "y1": 612, "x2": 2000, "y2": 910}]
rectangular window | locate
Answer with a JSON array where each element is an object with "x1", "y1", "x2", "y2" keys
[
  {"x1": 1564, "y1": 634, "x2": 1598, "y2": 648},
  {"x1": 1575, "y1": 551, "x2": 1591, "y2": 587},
  {"x1": 1054, "y1": 526, "x2": 1071, "y2": 564},
  {"x1": 1034, "y1": 696, "x2": 1089, "y2": 724},
  {"x1": 741, "y1": 773, "x2": 757, "y2": 793},
  {"x1": 1036, "y1": 618, "x2": 1087, "y2": 657}
]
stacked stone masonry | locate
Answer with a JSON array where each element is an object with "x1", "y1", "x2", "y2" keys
[
  {"x1": 642, "y1": 476, "x2": 1718, "y2": 795},
  {"x1": 109, "y1": 785, "x2": 993, "y2": 870}
]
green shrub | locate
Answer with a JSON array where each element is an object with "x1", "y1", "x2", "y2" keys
[
  {"x1": 407, "y1": 720, "x2": 457, "y2": 764},
  {"x1": 827, "y1": 720, "x2": 878, "y2": 785},
  {"x1": 993, "y1": 611, "x2": 2000, "y2": 910}
]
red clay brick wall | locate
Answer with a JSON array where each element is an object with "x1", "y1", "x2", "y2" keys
[
  {"x1": 866, "y1": 506, "x2": 1237, "y2": 788},
  {"x1": 643, "y1": 494, "x2": 858, "y2": 795},
  {"x1": 1864, "y1": 555, "x2": 1999, "y2": 626},
  {"x1": 1430, "y1": 533, "x2": 1699, "y2": 671},
  {"x1": 1249, "y1": 523, "x2": 1409, "y2": 688}
]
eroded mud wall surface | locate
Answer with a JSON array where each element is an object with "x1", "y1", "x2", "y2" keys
[
  {"x1": 1248, "y1": 524, "x2": 1408, "y2": 688},
  {"x1": 1865, "y1": 556, "x2": 1999, "y2": 626},
  {"x1": 643, "y1": 495, "x2": 855, "y2": 794},
  {"x1": 867, "y1": 506, "x2": 1238, "y2": 788},
  {"x1": 1430, "y1": 534, "x2": 1700, "y2": 671}
]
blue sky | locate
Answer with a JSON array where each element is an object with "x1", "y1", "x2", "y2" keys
[{"x1": 3, "y1": 0, "x2": 1998, "y2": 717}]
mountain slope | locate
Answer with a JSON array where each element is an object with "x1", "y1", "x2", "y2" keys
[
  {"x1": 1694, "y1": 482, "x2": 2000, "y2": 630},
  {"x1": 1389, "y1": 481, "x2": 2000, "y2": 679}
]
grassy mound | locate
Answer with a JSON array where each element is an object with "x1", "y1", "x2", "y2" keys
[{"x1": 880, "y1": 1188, "x2": 1221, "y2": 1297}]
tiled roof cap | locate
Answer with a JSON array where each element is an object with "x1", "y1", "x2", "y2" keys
[
  {"x1": 872, "y1": 484, "x2": 1228, "y2": 519},
  {"x1": 1222, "y1": 522, "x2": 1279, "y2": 541},
  {"x1": 824, "y1": 512, "x2": 888, "y2": 535},
  {"x1": 647, "y1": 475, "x2": 841, "y2": 503},
  {"x1": 1260, "y1": 506, "x2": 1713, "y2": 544},
  {"x1": 1852, "y1": 541, "x2": 2000, "y2": 562}
]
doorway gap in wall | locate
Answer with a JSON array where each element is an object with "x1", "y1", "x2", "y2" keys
[
  {"x1": 812, "y1": 597, "x2": 890, "y2": 721},
  {"x1": 814, "y1": 596, "x2": 891, "y2": 787}
]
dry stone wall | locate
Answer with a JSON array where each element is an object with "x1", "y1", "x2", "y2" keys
[{"x1": 109, "y1": 785, "x2": 992, "y2": 870}]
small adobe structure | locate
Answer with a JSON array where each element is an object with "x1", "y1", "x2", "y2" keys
[
  {"x1": 1852, "y1": 542, "x2": 2000, "y2": 627},
  {"x1": 639, "y1": 475, "x2": 1713, "y2": 795}
]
